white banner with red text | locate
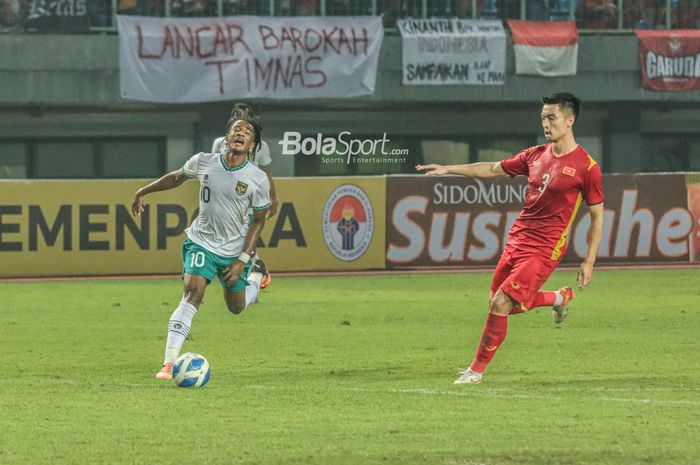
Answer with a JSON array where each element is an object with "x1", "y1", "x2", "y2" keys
[{"x1": 117, "y1": 15, "x2": 383, "y2": 102}]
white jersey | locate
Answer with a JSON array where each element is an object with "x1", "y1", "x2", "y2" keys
[
  {"x1": 182, "y1": 152, "x2": 270, "y2": 257},
  {"x1": 211, "y1": 137, "x2": 272, "y2": 168}
]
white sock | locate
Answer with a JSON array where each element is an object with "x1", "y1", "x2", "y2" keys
[
  {"x1": 553, "y1": 291, "x2": 564, "y2": 307},
  {"x1": 245, "y1": 272, "x2": 262, "y2": 309},
  {"x1": 163, "y1": 300, "x2": 197, "y2": 364}
]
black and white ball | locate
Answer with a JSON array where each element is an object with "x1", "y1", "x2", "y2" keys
[{"x1": 172, "y1": 352, "x2": 210, "y2": 388}]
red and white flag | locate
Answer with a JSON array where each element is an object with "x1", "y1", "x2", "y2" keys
[{"x1": 508, "y1": 20, "x2": 579, "y2": 76}]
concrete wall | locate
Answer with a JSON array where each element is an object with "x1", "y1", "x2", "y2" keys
[{"x1": 3, "y1": 34, "x2": 700, "y2": 104}]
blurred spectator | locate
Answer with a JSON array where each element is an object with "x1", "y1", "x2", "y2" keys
[
  {"x1": 117, "y1": 0, "x2": 138, "y2": 13},
  {"x1": 325, "y1": 0, "x2": 349, "y2": 14},
  {"x1": 398, "y1": 0, "x2": 473, "y2": 18},
  {"x1": 1, "y1": 0, "x2": 30, "y2": 31},
  {"x1": 549, "y1": 0, "x2": 577, "y2": 20},
  {"x1": 387, "y1": 0, "x2": 470, "y2": 19},
  {"x1": 222, "y1": 0, "x2": 248, "y2": 15},
  {"x1": 400, "y1": 0, "x2": 421, "y2": 17},
  {"x1": 181, "y1": 0, "x2": 208, "y2": 15},
  {"x1": 295, "y1": 0, "x2": 318, "y2": 15},
  {"x1": 377, "y1": 0, "x2": 401, "y2": 26},
  {"x1": 578, "y1": 0, "x2": 616, "y2": 28},
  {"x1": 427, "y1": 0, "x2": 457, "y2": 16},
  {"x1": 500, "y1": 0, "x2": 522, "y2": 19},
  {"x1": 327, "y1": 0, "x2": 373, "y2": 15},
  {"x1": 275, "y1": 0, "x2": 292, "y2": 15},
  {"x1": 672, "y1": 0, "x2": 700, "y2": 28},
  {"x1": 441, "y1": 0, "x2": 499, "y2": 19},
  {"x1": 623, "y1": 0, "x2": 663, "y2": 29},
  {"x1": 454, "y1": 0, "x2": 471, "y2": 17},
  {"x1": 87, "y1": 0, "x2": 111, "y2": 27},
  {"x1": 273, "y1": 0, "x2": 318, "y2": 16},
  {"x1": 118, "y1": 0, "x2": 165, "y2": 16},
  {"x1": 525, "y1": 0, "x2": 575, "y2": 21},
  {"x1": 479, "y1": 0, "x2": 514, "y2": 19},
  {"x1": 526, "y1": 0, "x2": 549, "y2": 19}
]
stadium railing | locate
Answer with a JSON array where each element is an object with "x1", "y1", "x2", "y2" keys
[{"x1": 85, "y1": 0, "x2": 697, "y2": 32}]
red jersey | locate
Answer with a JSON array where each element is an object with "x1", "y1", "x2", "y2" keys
[{"x1": 500, "y1": 144, "x2": 604, "y2": 260}]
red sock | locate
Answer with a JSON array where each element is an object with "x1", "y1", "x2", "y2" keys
[
  {"x1": 531, "y1": 291, "x2": 557, "y2": 308},
  {"x1": 470, "y1": 313, "x2": 508, "y2": 373},
  {"x1": 511, "y1": 291, "x2": 557, "y2": 314}
]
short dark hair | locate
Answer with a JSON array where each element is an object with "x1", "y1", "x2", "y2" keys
[
  {"x1": 542, "y1": 92, "x2": 581, "y2": 121},
  {"x1": 225, "y1": 116, "x2": 263, "y2": 158}
]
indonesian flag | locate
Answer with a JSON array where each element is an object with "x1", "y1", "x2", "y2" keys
[{"x1": 508, "y1": 20, "x2": 579, "y2": 76}]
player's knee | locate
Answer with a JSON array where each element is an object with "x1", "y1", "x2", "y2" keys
[
  {"x1": 490, "y1": 291, "x2": 513, "y2": 315},
  {"x1": 227, "y1": 302, "x2": 246, "y2": 314},
  {"x1": 182, "y1": 286, "x2": 205, "y2": 307}
]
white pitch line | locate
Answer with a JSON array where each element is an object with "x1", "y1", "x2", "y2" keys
[
  {"x1": 514, "y1": 386, "x2": 700, "y2": 393},
  {"x1": 246, "y1": 384, "x2": 700, "y2": 406},
  {"x1": 6, "y1": 379, "x2": 700, "y2": 405},
  {"x1": 595, "y1": 396, "x2": 699, "y2": 405}
]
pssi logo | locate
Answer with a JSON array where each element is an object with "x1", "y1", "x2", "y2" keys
[
  {"x1": 322, "y1": 185, "x2": 374, "y2": 261},
  {"x1": 235, "y1": 181, "x2": 248, "y2": 195}
]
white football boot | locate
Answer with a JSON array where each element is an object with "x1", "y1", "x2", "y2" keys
[{"x1": 453, "y1": 367, "x2": 484, "y2": 385}]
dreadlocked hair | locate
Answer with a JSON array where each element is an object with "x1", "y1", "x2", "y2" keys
[{"x1": 224, "y1": 116, "x2": 263, "y2": 161}]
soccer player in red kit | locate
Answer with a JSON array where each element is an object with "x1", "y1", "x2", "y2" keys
[{"x1": 416, "y1": 93, "x2": 605, "y2": 384}]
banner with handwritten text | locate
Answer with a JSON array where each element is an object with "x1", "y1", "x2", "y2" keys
[
  {"x1": 397, "y1": 19, "x2": 505, "y2": 86},
  {"x1": 117, "y1": 15, "x2": 383, "y2": 102}
]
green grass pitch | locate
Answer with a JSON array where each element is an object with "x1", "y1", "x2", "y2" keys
[{"x1": 1, "y1": 268, "x2": 699, "y2": 465}]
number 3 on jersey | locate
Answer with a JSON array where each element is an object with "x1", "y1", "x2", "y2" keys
[{"x1": 538, "y1": 173, "x2": 551, "y2": 194}]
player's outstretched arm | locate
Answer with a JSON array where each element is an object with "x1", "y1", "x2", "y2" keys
[
  {"x1": 131, "y1": 170, "x2": 188, "y2": 217},
  {"x1": 416, "y1": 162, "x2": 507, "y2": 179},
  {"x1": 578, "y1": 202, "x2": 604, "y2": 290}
]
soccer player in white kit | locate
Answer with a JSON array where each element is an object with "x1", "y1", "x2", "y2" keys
[
  {"x1": 131, "y1": 118, "x2": 271, "y2": 379},
  {"x1": 211, "y1": 103, "x2": 277, "y2": 289}
]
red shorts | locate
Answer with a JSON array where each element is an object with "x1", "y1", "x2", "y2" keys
[{"x1": 491, "y1": 245, "x2": 560, "y2": 310}]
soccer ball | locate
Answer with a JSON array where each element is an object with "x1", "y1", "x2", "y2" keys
[{"x1": 172, "y1": 352, "x2": 210, "y2": 388}]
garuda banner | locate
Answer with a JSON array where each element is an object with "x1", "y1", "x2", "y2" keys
[{"x1": 636, "y1": 29, "x2": 700, "y2": 91}]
